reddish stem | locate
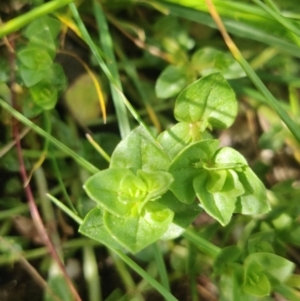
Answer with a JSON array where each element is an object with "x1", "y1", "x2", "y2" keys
[{"x1": 8, "y1": 37, "x2": 82, "y2": 301}]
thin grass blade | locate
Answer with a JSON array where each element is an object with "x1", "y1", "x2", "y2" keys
[
  {"x1": 0, "y1": 99, "x2": 100, "y2": 174},
  {"x1": 160, "y1": 0, "x2": 300, "y2": 58},
  {"x1": 92, "y1": 0, "x2": 131, "y2": 139},
  {"x1": 0, "y1": 0, "x2": 75, "y2": 38}
]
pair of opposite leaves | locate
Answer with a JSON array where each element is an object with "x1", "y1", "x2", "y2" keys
[{"x1": 81, "y1": 73, "x2": 270, "y2": 253}]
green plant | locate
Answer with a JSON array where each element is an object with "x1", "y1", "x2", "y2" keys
[
  {"x1": 18, "y1": 16, "x2": 66, "y2": 111},
  {"x1": 1, "y1": 0, "x2": 300, "y2": 301},
  {"x1": 81, "y1": 72, "x2": 269, "y2": 254},
  {"x1": 78, "y1": 71, "x2": 293, "y2": 300}
]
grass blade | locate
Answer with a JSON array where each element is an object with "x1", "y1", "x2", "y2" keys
[
  {"x1": 115, "y1": 44, "x2": 162, "y2": 131},
  {"x1": 83, "y1": 246, "x2": 102, "y2": 301},
  {"x1": 275, "y1": 284, "x2": 300, "y2": 301},
  {"x1": 69, "y1": 3, "x2": 151, "y2": 138},
  {"x1": 0, "y1": 0, "x2": 75, "y2": 38},
  {"x1": 92, "y1": 0, "x2": 131, "y2": 139},
  {"x1": 252, "y1": 0, "x2": 300, "y2": 42},
  {"x1": 153, "y1": 242, "x2": 170, "y2": 293},
  {"x1": 204, "y1": 0, "x2": 300, "y2": 143},
  {"x1": 47, "y1": 194, "x2": 83, "y2": 225},
  {"x1": 113, "y1": 248, "x2": 179, "y2": 301},
  {"x1": 160, "y1": 0, "x2": 300, "y2": 58},
  {"x1": 0, "y1": 98, "x2": 100, "y2": 174},
  {"x1": 183, "y1": 229, "x2": 221, "y2": 258}
]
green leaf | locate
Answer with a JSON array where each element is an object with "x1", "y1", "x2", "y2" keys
[
  {"x1": 221, "y1": 169, "x2": 245, "y2": 197},
  {"x1": 155, "y1": 65, "x2": 189, "y2": 98},
  {"x1": 25, "y1": 16, "x2": 61, "y2": 41},
  {"x1": 22, "y1": 91, "x2": 44, "y2": 118},
  {"x1": 83, "y1": 168, "x2": 134, "y2": 216},
  {"x1": 29, "y1": 81, "x2": 58, "y2": 110},
  {"x1": 212, "y1": 147, "x2": 248, "y2": 168},
  {"x1": 243, "y1": 252, "x2": 295, "y2": 295},
  {"x1": 205, "y1": 169, "x2": 244, "y2": 199},
  {"x1": 20, "y1": 63, "x2": 66, "y2": 89},
  {"x1": 243, "y1": 270, "x2": 271, "y2": 297},
  {"x1": 19, "y1": 65, "x2": 46, "y2": 87},
  {"x1": 160, "y1": 223, "x2": 185, "y2": 240},
  {"x1": 157, "y1": 191, "x2": 202, "y2": 239},
  {"x1": 110, "y1": 126, "x2": 170, "y2": 172},
  {"x1": 174, "y1": 72, "x2": 237, "y2": 130},
  {"x1": 194, "y1": 172, "x2": 237, "y2": 226},
  {"x1": 157, "y1": 122, "x2": 212, "y2": 160},
  {"x1": 162, "y1": 1, "x2": 300, "y2": 143},
  {"x1": 84, "y1": 168, "x2": 174, "y2": 217},
  {"x1": 191, "y1": 47, "x2": 246, "y2": 79},
  {"x1": 169, "y1": 140, "x2": 269, "y2": 224},
  {"x1": 220, "y1": 263, "x2": 273, "y2": 301},
  {"x1": 247, "y1": 231, "x2": 275, "y2": 254},
  {"x1": 235, "y1": 168, "x2": 270, "y2": 215},
  {"x1": 169, "y1": 139, "x2": 219, "y2": 203},
  {"x1": 206, "y1": 169, "x2": 227, "y2": 193},
  {"x1": 18, "y1": 47, "x2": 53, "y2": 71},
  {"x1": 211, "y1": 147, "x2": 270, "y2": 216},
  {"x1": 103, "y1": 202, "x2": 174, "y2": 253},
  {"x1": 79, "y1": 207, "x2": 124, "y2": 251},
  {"x1": 137, "y1": 170, "x2": 174, "y2": 199},
  {"x1": 207, "y1": 148, "x2": 247, "y2": 197},
  {"x1": 153, "y1": 15, "x2": 195, "y2": 52},
  {"x1": 220, "y1": 263, "x2": 255, "y2": 301},
  {"x1": 25, "y1": 16, "x2": 60, "y2": 59},
  {"x1": 119, "y1": 172, "x2": 148, "y2": 204},
  {"x1": 214, "y1": 246, "x2": 242, "y2": 275},
  {"x1": 47, "y1": 63, "x2": 67, "y2": 91}
]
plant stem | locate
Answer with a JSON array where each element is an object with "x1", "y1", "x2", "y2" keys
[
  {"x1": 113, "y1": 248, "x2": 179, "y2": 301},
  {"x1": 7, "y1": 41, "x2": 82, "y2": 301},
  {"x1": 183, "y1": 229, "x2": 221, "y2": 258}
]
